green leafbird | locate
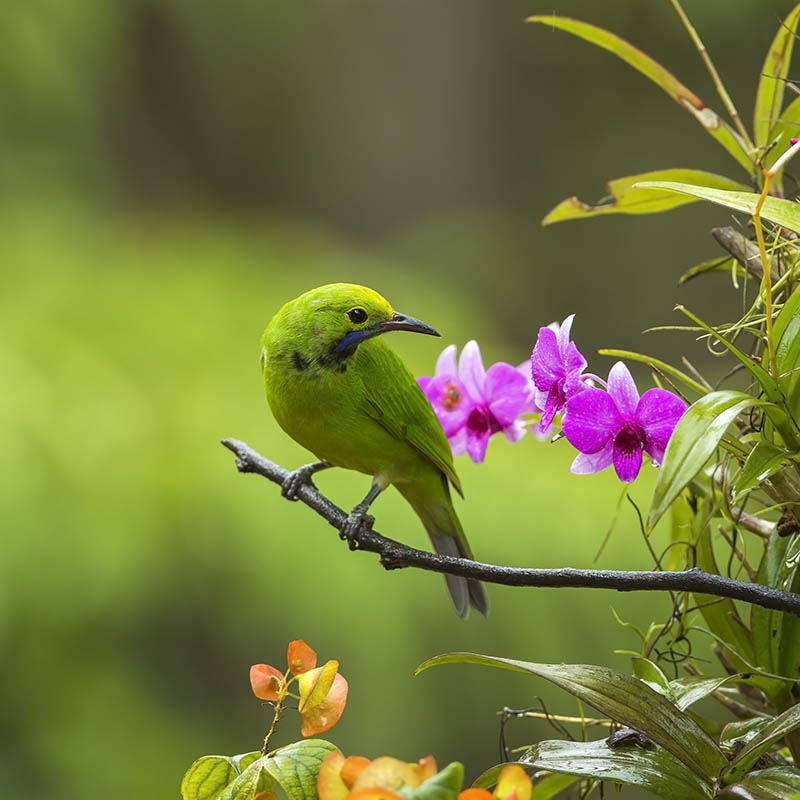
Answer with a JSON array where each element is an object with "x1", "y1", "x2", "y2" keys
[{"x1": 261, "y1": 283, "x2": 488, "y2": 618}]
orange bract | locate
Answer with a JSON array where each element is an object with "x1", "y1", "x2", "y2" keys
[
  {"x1": 249, "y1": 664, "x2": 284, "y2": 701},
  {"x1": 287, "y1": 639, "x2": 317, "y2": 675}
]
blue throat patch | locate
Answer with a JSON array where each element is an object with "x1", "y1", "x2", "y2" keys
[{"x1": 334, "y1": 328, "x2": 376, "y2": 353}]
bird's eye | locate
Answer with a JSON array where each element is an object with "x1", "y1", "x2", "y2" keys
[{"x1": 347, "y1": 308, "x2": 367, "y2": 324}]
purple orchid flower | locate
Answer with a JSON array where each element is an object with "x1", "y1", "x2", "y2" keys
[
  {"x1": 530, "y1": 314, "x2": 589, "y2": 432},
  {"x1": 419, "y1": 341, "x2": 533, "y2": 463},
  {"x1": 561, "y1": 361, "x2": 687, "y2": 483}
]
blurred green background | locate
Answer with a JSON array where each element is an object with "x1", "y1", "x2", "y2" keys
[{"x1": 1, "y1": 1, "x2": 791, "y2": 797}]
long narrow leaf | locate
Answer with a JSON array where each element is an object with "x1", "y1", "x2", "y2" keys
[
  {"x1": 647, "y1": 391, "x2": 764, "y2": 530},
  {"x1": 597, "y1": 348, "x2": 708, "y2": 396},
  {"x1": 754, "y1": 4, "x2": 800, "y2": 146},
  {"x1": 724, "y1": 702, "x2": 800, "y2": 783},
  {"x1": 521, "y1": 739, "x2": 712, "y2": 800},
  {"x1": 415, "y1": 654, "x2": 725, "y2": 778},
  {"x1": 718, "y1": 767, "x2": 800, "y2": 799},
  {"x1": 542, "y1": 169, "x2": 749, "y2": 225},
  {"x1": 527, "y1": 16, "x2": 752, "y2": 171},
  {"x1": 635, "y1": 181, "x2": 800, "y2": 234}
]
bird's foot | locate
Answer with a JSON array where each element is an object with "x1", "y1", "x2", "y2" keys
[
  {"x1": 340, "y1": 510, "x2": 375, "y2": 550},
  {"x1": 281, "y1": 464, "x2": 321, "y2": 500}
]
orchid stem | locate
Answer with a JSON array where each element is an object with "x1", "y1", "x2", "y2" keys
[
  {"x1": 668, "y1": 0, "x2": 754, "y2": 152},
  {"x1": 753, "y1": 172, "x2": 778, "y2": 380}
]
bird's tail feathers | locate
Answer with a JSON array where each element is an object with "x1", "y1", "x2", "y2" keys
[{"x1": 402, "y1": 489, "x2": 488, "y2": 619}]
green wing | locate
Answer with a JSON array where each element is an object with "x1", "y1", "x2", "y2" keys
[{"x1": 358, "y1": 340, "x2": 463, "y2": 496}]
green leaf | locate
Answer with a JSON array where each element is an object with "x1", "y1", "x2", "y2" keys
[
  {"x1": 181, "y1": 753, "x2": 262, "y2": 800},
  {"x1": 632, "y1": 657, "x2": 675, "y2": 698},
  {"x1": 720, "y1": 718, "x2": 773, "y2": 751},
  {"x1": 774, "y1": 286, "x2": 800, "y2": 346},
  {"x1": 520, "y1": 739, "x2": 712, "y2": 800},
  {"x1": 219, "y1": 759, "x2": 275, "y2": 800},
  {"x1": 530, "y1": 772, "x2": 579, "y2": 800},
  {"x1": 718, "y1": 767, "x2": 800, "y2": 799},
  {"x1": 526, "y1": 16, "x2": 752, "y2": 171},
  {"x1": 724, "y1": 702, "x2": 800, "y2": 784},
  {"x1": 679, "y1": 256, "x2": 741, "y2": 287},
  {"x1": 754, "y1": 4, "x2": 800, "y2": 147},
  {"x1": 634, "y1": 182, "x2": 800, "y2": 235},
  {"x1": 734, "y1": 442, "x2": 789, "y2": 501},
  {"x1": 597, "y1": 348, "x2": 708, "y2": 396},
  {"x1": 264, "y1": 739, "x2": 340, "y2": 800},
  {"x1": 415, "y1": 654, "x2": 725, "y2": 778},
  {"x1": 542, "y1": 169, "x2": 750, "y2": 225},
  {"x1": 410, "y1": 761, "x2": 464, "y2": 800},
  {"x1": 768, "y1": 92, "x2": 800, "y2": 185},
  {"x1": 670, "y1": 676, "x2": 739, "y2": 712},
  {"x1": 648, "y1": 391, "x2": 764, "y2": 530}
]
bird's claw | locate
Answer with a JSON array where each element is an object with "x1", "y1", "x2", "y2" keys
[
  {"x1": 281, "y1": 466, "x2": 315, "y2": 500},
  {"x1": 340, "y1": 511, "x2": 374, "y2": 550}
]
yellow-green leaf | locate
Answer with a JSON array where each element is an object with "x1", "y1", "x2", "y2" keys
[
  {"x1": 541, "y1": 169, "x2": 749, "y2": 225},
  {"x1": 635, "y1": 181, "x2": 800, "y2": 234},
  {"x1": 527, "y1": 15, "x2": 752, "y2": 171},
  {"x1": 754, "y1": 4, "x2": 800, "y2": 146}
]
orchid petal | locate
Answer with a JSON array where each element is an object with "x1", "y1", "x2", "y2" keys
[
  {"x1": 446, "y1": 428, "x2": 466, "y2": 457},
  {"x1": 485, "y1": 362, "x2": 529, "y2": 426},
  {"x1": 562, "y1": 341, "x2": 588, "y2": 395},
  {"x1": 502, "y1": 420, "x2": 527, "y2": 443},
  {"x1": 570, "y1": 441, "x2": 614, "y2": 474},
  {"x1": 637, "y1": 388, "x2": 687, "y2": 465},
  {"x1": 423, "y1": 375, "x2": 473, "y2": 435},
  {"x1": 562, "y1": 388, "x2": 620, "y2": 453},
  {"x1": 417, "y1": 376, "x2": 431, "y2": 392},
  {"x1": 538, "y1": 386, "x2": 561, "y2": 432},
  {"x1": 465, "y1": 425, "x2": 490, "y2": 463},
  {"x1": 435, "y1": 344, "x2": 458, "y2": 377},
  {"x1": 530, "y1": 327, "x2": 562, "y2": 389},
  {"x1": 458, "y1": 340, "x2": 486, "y2": 401},
  {"x1": 607, "y1": 362, "x2": 640, "y2": 418},
  {"x1": 613, "y1": 440, "x2": 644, "y2": 483},
  {"x1": 557, "y1": 314, "x2": 576, "y2": 357}
]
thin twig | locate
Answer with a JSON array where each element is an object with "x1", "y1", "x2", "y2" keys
[{"x1": 222, "y1": 438, "x2": 800, "y2": 617}]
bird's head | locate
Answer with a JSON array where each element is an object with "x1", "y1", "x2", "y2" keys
[{"x1": 275, "y1": 283, "x2": 440, "y2": 359}]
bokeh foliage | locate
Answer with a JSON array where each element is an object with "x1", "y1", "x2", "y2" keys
[{"x1": 2, "y1": 2, "x2": 795, "y2": 799}]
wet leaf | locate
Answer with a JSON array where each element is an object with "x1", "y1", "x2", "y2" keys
[
  {"x1": 717, "y1": 766, "x2": 800, "y2": 799},
  {"x1": 542, "y1": 169, "x2": 749, "y2": 225},
  {"x1": 520, "y1": 739, "x2": 712, "y2": 800},
  {"x1": 526, "y1": 16, "x2": 752, "y2": 170},
  {"x1": 719, "y1": 718, "x2": 772, "y2": 751},
  {"x1": 415, "y1": 654, "x2": 724, "y2": 778},
  {"x1": 724, "y1": 702, "x2": 800, "y2": 783}
]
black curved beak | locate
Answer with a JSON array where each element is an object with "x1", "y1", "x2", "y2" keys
[{"x1": 377, "y1": 311, "x2": 440, "y2": 337}]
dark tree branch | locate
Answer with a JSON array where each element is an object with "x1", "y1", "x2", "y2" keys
[{"x1": 221, "y1": 438, "x2": 800, "y2": 617}]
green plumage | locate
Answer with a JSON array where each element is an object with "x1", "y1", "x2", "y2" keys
[{"x1": 261, "y1": 283, "x2": 487, "y2": 618}]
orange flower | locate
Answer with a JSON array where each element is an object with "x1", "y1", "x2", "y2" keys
[
  {"x1": 458, "y1": 765, "x2": 531, "y2": 800},
  {"x1": 318, "y1": 752, "x2": 439, "y2": 800}
]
